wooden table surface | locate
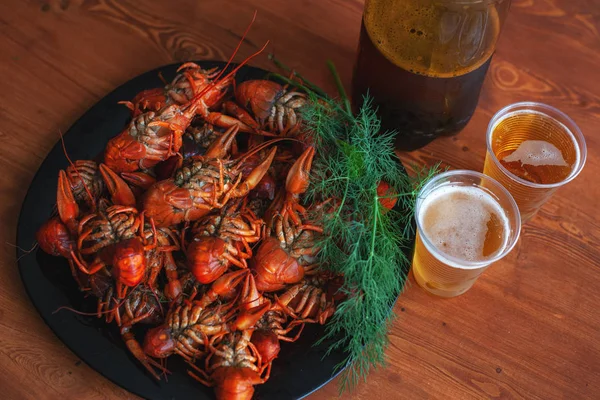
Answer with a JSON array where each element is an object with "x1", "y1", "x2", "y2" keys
[{"x1": 1, "y1": 0, "x2": 599, "y2": 399}]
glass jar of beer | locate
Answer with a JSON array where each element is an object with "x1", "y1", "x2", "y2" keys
[{"x1": 352, "y1": 0, "x2": 512, "y2": 151}]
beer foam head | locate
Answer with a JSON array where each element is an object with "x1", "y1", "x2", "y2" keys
[
  {"x1": 502, "y1": 140, "x2": 568, "y2": 167},
  {"x1": 419, "y1": 185, "x2": 509, "y2": 266}
]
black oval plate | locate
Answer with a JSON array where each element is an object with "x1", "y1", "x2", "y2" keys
[{"x1": 15, "y1": 62, "x2": 351, "y2": 400}]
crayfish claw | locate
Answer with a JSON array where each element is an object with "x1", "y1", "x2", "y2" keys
[
  {"x1": 57, "y1": 170, "x2": 79, "y2": 234},
  {"x1": 230, "y1": 147, "x2": 277, "y2": 199},
  {"x1": 205, "y1": 125, "x2": 240, "y2": 159},
  {"x1": 210, "y1": 268, "x2": 249, "y2": 298},
  {"x1": 121, "y1": 171, "x2": 157, "y2": 191},
  {"x1": 99, "y1": 163, "x2": 136, "y2": 206},
  {"x1": 285, "y1": 146, "x2": 315, "y2": 196},
  {"x1": 232, "y1": 301, "x2": 271, "y2": 331}
]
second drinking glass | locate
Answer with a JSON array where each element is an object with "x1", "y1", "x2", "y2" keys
[{"x1": 483, "y1": 102, "x2": 587, "y2": 223}]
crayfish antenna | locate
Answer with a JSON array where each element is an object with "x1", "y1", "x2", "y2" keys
[
  {"x1": 187, "y1": 362, "x2": 213, "y2": 387},
  {"x1": 185, "y1": 28, "x2": 270, "y2": 113},
  {"x1": 203, "y1": 10, "x2": 258, "y2": 87},
  {"x1": 117, "y1": 100, "x2": 135, "y2": 111}
]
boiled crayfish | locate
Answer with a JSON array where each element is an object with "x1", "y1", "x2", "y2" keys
[
  {"x1": 35, "y1": 18, "x2": 345, "y2": 400},
  {"x1": 186, "y1": 200, "x2": 263, "y2": 284},
  {"x1": 188, "y1": 329, "x2": 269, "y2": 400},
  {"x1": 142, "y1": 128, "x2": 277, "y2": 227},
  {"x1": 124, "y1": 63, "x2": 232, "y2": 117},
  {"x1": 143, "y1": 269, "x2": 247, "y2": 361},
  {"x1": 234, "y1": 80, "x2": 307, "y2": 135},
  {"x1": 105, "y1": 45, "x2": 268, "y2": 174},
  {"x1": 252, "y1": 147, "x2": 323, "y2": 292}
]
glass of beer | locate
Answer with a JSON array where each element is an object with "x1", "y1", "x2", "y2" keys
[
  {"x1": 352, "y1": 0, "x2": 512, "y2": 151},
  {"x1": 412, "y1": 170, "x2": 520, "y2": 298},
  {"x1": 483, "y1": 102, "x2": 587, "y2": 223}
]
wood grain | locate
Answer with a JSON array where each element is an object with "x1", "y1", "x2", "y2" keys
[{"x1": 0, "y1": 0, "x2": 599, "y2": 399}]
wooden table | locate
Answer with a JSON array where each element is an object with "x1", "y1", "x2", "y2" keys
[{"x1": 1, "y1": 1, "x2": 598, "y2": 399}]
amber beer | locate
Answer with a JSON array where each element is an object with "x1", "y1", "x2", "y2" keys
[
  {"x1": 352, "y1": 0, "x2": 511, "y2": 151},
  {"x1": 483, "y1": 103, "x2": 587, "y2": 222},
  {"x1": 412, "y1": 171, "x2": 520, "y2": 298}
]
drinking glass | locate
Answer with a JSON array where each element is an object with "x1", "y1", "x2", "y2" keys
[
  {"x1": 483, "y1": 102, "x2": 587, "y2": 223},
  {"x1": 412, "y1": 170, "x2": 521, "y2": 297}
]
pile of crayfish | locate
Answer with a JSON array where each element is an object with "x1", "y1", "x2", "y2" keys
[{"x1": 35, "y1": 47, "x2": 343, "y2": 399}]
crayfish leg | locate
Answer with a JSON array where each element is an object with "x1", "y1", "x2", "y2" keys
[
  {"x1": 187, "y1": 368, "x2": 213, "y2": 387},
  {"x1": 122, "y1": 328, "x2": 169, "y2": 380}
]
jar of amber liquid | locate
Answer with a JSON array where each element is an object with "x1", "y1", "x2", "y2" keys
[{"x1": 352, "y1": 0, "x2": 512, "y2": 151}]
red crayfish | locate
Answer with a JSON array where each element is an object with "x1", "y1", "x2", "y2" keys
[
  {"x1": 252, "y1": 147, "x2": 323, "y2": 292},
  {"x1": 186, "y1": 200, "x2": 263, "y2": 284},
  {"x1": 142, "y1": 128, "x2": 277, "y2": 227}
]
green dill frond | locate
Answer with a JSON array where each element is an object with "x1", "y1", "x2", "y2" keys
[
  {"x1": 271, "y1": 55, "x2": 439, "y2": 393},
  {"x1": 303, "y1": 91, "x2": 438, "y2": 393}
]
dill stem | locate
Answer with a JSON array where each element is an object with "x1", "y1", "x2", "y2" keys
[
  {"x1": 268, "y1": 54, "x2": 328, "y2": 97},
  {"x1": 326, "y1": 60, "x2": 352, "y2": 115},
  {"x1": 366, "y1": 190, "x2": 380, "y2": 279},
  {"x1": 333, "y1": 176, "x2": 351, "y2": 222},
  {"x1": 324, "y1": 176, "x2": 351, "y2": 183},
  {"x1": 267, "y1": 73, "x2": 319, "y2": 97},
  {"x1": 379, "y1": 192, "x2": 417, "y2": 200}
]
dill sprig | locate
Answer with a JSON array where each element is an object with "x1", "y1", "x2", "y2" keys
[
  {"x1": 270, "y1": 56, "x2": 438, "y2": 392},
  {"x1": 305, "y1": 94, "x2": 437, "y2": 392}
]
